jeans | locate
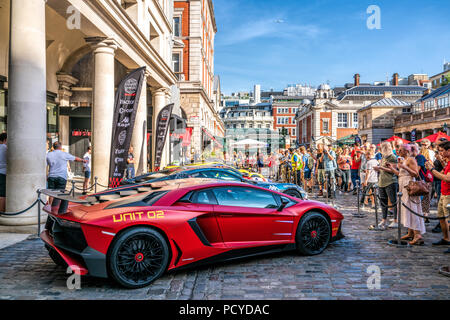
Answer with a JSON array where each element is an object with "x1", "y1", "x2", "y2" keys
[
  {"x1": 340, "y1": 169, "x2": 351, "y2": 191},
  {"x1": 325, "y1": 169, "x2": 336, "y2": 197},
  {"x1": 351, "y1": 169, "x2": 360, "y2": 190},
  {"x1": 126, "y1": 167, "x2": 136, "y2": 179},
  {"x1": 432, "y1": 180, "x2": 441, "y2": 203},
  {"x1": 378, "y1": 183, "x2": 398, "y2": 220}
]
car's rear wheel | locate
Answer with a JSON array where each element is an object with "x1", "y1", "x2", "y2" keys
[
  {"x1": 295, "y1": 212, "x2": 331, "y2": 255},
  {"x1": 108, "y1": 227, "x2": 169, "y2": 289},
  {"x1": 284, "y1": 189, "x2": 301, "y2": 199}
]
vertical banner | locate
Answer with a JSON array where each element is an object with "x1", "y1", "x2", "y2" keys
[
  {"x1": 108, "y1": 67, "x2": 146, "y2": 188},
  {"x1": 411, "y1": 129, "x2": 417, "y2": 142},
  {"x1": 154, "y1": 103, "x2": 174, "y2": 171}
]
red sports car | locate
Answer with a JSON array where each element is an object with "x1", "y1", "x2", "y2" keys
[{"x1": 41, "y1": 179, "x2": 344, "y2": 288}]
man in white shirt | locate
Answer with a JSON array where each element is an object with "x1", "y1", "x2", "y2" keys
[
  {"x1": 82, "y1": 146, "x2": 91, "y2": 195},
  {"x1": 0, "y1": 133, "x2": 7, "y2": 212},
  {"x1": 46, "y1": 141, "x2": 86, "y2": 191}
]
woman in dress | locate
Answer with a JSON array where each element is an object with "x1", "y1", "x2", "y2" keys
[{"x1": 387, "y1": 144, "x2": 426, "y2": 245}]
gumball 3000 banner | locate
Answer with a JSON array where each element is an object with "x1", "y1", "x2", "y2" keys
[{"x1": 108, "y1": 67, "x2": 145, "y2": 188}]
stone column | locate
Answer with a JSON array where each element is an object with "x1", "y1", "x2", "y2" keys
[
  {"x1": 56, "y1": 73, "x2": 78, "y2": 151},
  {"x1": 131, "y1": 71, "x2": 148, "y2": 175},
  {"x1": 86, "y1": 37, "x2": 119, "y2": 188},
  {"x1": 1, "y1": 0, "x2": 47, "y2": 226},
  {"x1": 151, "y1": 88, "x2": 169, "y2": 171}
]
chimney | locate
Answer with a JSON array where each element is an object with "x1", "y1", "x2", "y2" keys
[
  {"x1": 383, "y1": 91, "x2": 392, "y2": 99},
  {"x1": 393, "y1": 73, "x2": 399, "y2": 86},
  {"x1": 354, "y1": 73, "x2": 360, "y2": 87}
]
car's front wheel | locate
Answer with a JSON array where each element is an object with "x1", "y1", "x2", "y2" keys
[
  {"x1": 108, "y1": 227, "x2": 169, "y2": 289},
  {"x1": 295, "y1": 212, "x2": 331, "y2": 255}
]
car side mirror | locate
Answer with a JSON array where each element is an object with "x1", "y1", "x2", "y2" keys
[{"x1": 278, "y1": 198, "x2": 289, "y2": 212}]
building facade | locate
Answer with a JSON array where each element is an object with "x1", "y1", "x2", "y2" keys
[
  {"x1": 174, "y1": 0, "x2": 224, "y2": 161},
  {"x1": 358, "y1": 93, "x2": 412, "y2": 144},
  {"x1": 272, "y1": 95, "x2": 312, "y2": 147},
  {"x1": 430, "y1": 62, "x2": 450, "y2": 89},
  {"x1": 296, "y1": 74, "x2": 427, "y2": 147},
  {"x1": 220, "y1": 103, "x2": 273, "y2": 131},
  {"x1": 0, "y1": 0, "x2": 179, "y2": 226},
  {"x1": 394, "y1": 84, "x2": 450, "y2": 140}
]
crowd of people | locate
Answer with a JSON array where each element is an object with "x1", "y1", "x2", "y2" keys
[{"x1": 269, "y1": 138, "x2": 450, "y2": 252}]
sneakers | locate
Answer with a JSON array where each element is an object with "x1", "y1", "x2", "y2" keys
[
  {"x1": 388, "y1": 222, "x2": 398, "y2": 228},
  {"x1": 378, "y1": 221, "x2": 387, "y2": 230}
]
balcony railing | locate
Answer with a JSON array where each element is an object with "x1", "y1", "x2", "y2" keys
[{"x1": 395, "y1": 106, "x2": 450, "y2": 126}]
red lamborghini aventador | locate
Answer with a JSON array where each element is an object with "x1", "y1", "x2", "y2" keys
[{"x1": 41, "y1": 179, "x2": 344, "y2": 288}]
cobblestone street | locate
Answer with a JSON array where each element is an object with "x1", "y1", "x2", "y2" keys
[{"x1": 0, "y1": 192, "x2": 448, "y2": 300}]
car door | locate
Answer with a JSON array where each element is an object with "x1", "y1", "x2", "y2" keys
[
  {"x1": 212, "y1": 186, "x2": 294, "y2": 247},
  {"x1": 173, "y1": 189, "x2": 223, "y2": 246}
]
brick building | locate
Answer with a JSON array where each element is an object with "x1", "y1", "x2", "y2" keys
[
  {"x1": 296, "y1": 74, "x2": 427, "y2": 147},
  {"x1": 272, "y1": 95, "x2": 312, "y2": 148},
  {"x1": 173, "y1": 0, "x2": 224, "y2": 159}
]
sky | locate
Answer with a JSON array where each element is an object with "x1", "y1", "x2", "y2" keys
[{"x1": 213, "y1": 0, "x2": 450, "y2": 95}]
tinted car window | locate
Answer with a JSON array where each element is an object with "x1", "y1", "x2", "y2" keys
[
  {"x1": 215, "y1": 171, "x2": 242, "y2": 181},
  {"x1": 212, "y1": 187, "x2": 278, "y2": 209}
]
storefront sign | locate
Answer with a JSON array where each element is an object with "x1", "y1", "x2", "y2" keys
[
  {"x1": 72, "y1": 130, "x2": 91, "y2": 137},
  {"x1": 154, "y1": 104, "x2": 174, "y2": 171},
  {"x1": 108, "y1": 67, "x2": 146, "y2": 188}
]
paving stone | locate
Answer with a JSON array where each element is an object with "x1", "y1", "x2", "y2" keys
[{"x1": 0, "y1": 192, "x2": 448, "y2": 300}]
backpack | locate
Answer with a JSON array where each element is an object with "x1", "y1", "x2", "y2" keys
[{"x1": 307, "y1": 155, "x2": 314, "y2": 170}]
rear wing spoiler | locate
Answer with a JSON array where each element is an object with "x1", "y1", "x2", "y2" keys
[
  {"x1": 40, "y1": 189, "x2": 91, "y2": 214},
  {"x1": 41, "y1": 182, "x2": 165, "y2": 214}
]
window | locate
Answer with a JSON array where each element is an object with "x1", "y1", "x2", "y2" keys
[
  {"x1": 212, "y1": 187, "x2": 278, "y2": 208},
  {"x1": 338, "y1": 113, "x2": 348, "y2": 128},
  {"x1": 292, "y1": 128, "x2": 296, "y2": 136},
  {"x1": 173, "y1": 16, "x2": 181, "y2": 37},
  {"x1": 353, "y1": 113, "x2": 358, "y2": 128},
  {"x1": 172, "y1": 53, "x2": 181, "y2": 73},
  {"x1": 322, "y1": 118, "x2": 330, "y2": 133}
]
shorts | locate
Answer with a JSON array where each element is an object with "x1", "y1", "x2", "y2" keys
[
  {"x1": 0, "y1": 174, "x2": 6, "y2": 197},
  {"x1": 47, "y1": 177, "x2": 67, "y2": 191},
  {"x1": 317, "y1": 169, "x2": 326, "y2": 184},
  {"x1": 303, "y1": 170, "x2": 311, "y2": 180},
  {"x1": 84, "y1": 171, "x2": 91, "y2": 179},
  {"x1": 437, "y1": 195, "x2": 450, "y2": 218}
]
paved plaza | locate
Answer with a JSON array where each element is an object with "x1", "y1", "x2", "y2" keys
[{"x1": 0, "y1": 192, "x2": 448, "y2": 300}]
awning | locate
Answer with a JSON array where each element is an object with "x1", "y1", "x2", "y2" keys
[{"x1": 202, "y1": 127, "x2": 223, "y2": 149}]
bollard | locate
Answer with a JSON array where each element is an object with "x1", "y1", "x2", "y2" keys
[
  {"x1": 94, "y1": 176, "x2": 98, "y2": 194},
  {"x1": 71, "y1": 180, "x2": 75, "y2": 197},
  {"x1": 397, "y1": 192, "x2": 403, "y2": 246},
  {"x1": 357, "y1": 181, "x2": 360, "y2": 215},
  {"x1": 37, "y1": 190, "x2": 41, "y2": 236},
  {"x1": 388, "y1": 192, "x2": 409, "y2": 247},
  {"x1": 369, "y1": 187, "x2": 383, "y2": 231}
]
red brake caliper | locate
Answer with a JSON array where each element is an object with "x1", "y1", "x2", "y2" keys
[{"x1": 135, "y1": 253, "x2": 144, "y2": 262}]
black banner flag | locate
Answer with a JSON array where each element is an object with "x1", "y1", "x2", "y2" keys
[
  {"x1": 154, "y1": 103, "x2": 174, "y2": 171},
  {"x1": 108, "y1": 67, "x2": 146, "y2": 188}
]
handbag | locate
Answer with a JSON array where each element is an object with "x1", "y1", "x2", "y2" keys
[
  {"x1": 405, "y1": 180, "x2": 430, "y2": 197},
  {"x1": 420, "y1": 168, "x2": 434, "y2": 183}
]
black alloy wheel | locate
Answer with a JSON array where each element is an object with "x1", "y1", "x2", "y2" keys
[
  {"x1": 108, "y1": 227, "x2": 169, "y2": 289},
  {"x1": 296, "y1": 212, "x2": 331, "y2": 255}
]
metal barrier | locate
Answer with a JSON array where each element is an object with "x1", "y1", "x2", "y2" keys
[{"x1": 387, "y1": 192, "x2": 410, "y2": 247}]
